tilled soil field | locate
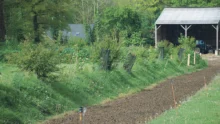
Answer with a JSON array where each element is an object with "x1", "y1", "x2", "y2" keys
[{"x1": 44, "y1": 55, "x2": 220, "y2": 124}]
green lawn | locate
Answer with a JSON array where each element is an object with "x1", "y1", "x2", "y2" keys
[{"x1": 149, "y1": 75, "x2": 220, "y2": 124}]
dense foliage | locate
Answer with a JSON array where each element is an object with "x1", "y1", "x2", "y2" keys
[
  {"x1": 99, "y1": 7, "x2": 141, "y2": 42},
  {"x1": 2, "y1": 0, "x2": 75, "y2": 42},
  {"x1": 6, "y1": 41, "x2": 59, "y2": 79},
  {"x1": 0, "y1": 0, "x2": 219, "y2": 43},
  {"x1": 0, "y1": 0, "x2": 215, "y2": 123}
]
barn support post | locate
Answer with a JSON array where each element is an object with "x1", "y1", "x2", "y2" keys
[
  {"x1": 155, "y1": 25, "x2": 157, "y2": 48},
  {"x1": 212, "y1": 24, "x2": 219, "y2": 55},
  {"x1": 185, "y1": 25, "x2": 187, "y2": 38},
  {"x1": 155, "y1": 25, "x2": 161, "y2": 48},
  {"x1": 217, "y1": 25, "x2": 219, "y2": 55},
  {"x1": 181, "y1": 25, "x2": 192, "y2": 38}
]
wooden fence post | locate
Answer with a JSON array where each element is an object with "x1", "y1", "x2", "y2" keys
[
  {"x1": 187, "y1": 54, "x2": 190, "y2": 66},
  {"x1": 194, "y1": 52, "x2": 196, "y2": 65}
]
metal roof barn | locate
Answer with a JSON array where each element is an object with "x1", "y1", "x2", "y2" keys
[
  {"x1": 155, "y1": 8, "x2": 220, "y2": 55},
  {"x1": 156, "y1": 8, "x2": 220, "y2": 25}
]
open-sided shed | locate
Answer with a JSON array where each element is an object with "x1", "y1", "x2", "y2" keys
[{"x1": 155, "y1": 8, "x2": 220, "y2": 55}]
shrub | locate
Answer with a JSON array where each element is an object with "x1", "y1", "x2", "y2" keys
[
  {"x1": 123, "y1": 32, "x2": 145, "y2": 46},
  {"x1": 148, "y1": 46, "x2": 159, "y2": 61},
  {"x1": 67, "y1": 37, "x2": 87, "y2": 48},
  {"x1": 58, "y1": 37, "x2": 90, "y2": 64},
  {"x1": 178, "y1": 35, "x2": 196, "y2": 52},
  {"x1": 6, "y1": 41, "x2": 59, "y2": 79},
  {"x1": 123, "y1": 45, "x2": 148, "y2": 64},
  {"x1": 158, "y1": 40, "x2": 174, "y2": 58},
  {"x1": 90, "y1": 36, "x2": 122, "y2": 69}
]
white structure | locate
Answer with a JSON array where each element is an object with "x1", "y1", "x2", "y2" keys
[{"x1": 155, "y1": 8, "x2": 220, "y2": 55}]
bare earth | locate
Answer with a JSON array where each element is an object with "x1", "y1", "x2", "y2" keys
[{"x1": 44, "y1": 54, "x2": 220, "y2": 124}]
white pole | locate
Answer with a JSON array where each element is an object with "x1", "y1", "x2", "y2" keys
[
  {"x1": 194, "y1": 52, "x2": 196, "y2": 65},
  {"x1": 155, "y1": 25, "x2": 157, "y2": 48},
  {"x1": 217, "y1": 25, "x2": 219, "y2": 55},
  {"x1": 213, "y1": 24, "x2": 219, "y2": 55},
  {"x1": 187, "y1": 54, "x2": 190, "y2": 66}
]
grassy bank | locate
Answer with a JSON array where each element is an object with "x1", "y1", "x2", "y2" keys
[
  {"x1": 0, "y1": 38, "x2": 207, "y2": 123},
  {"x1": 0, "y1": 57, "x2": 207, "y2": 124},
  {"x1": 149, "y1": 75, "x2": 220, "y2": 124}
]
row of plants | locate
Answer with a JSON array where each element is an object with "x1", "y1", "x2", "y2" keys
[{"x1": 0, "y1": 34, "x2": 207, "y2": 123}]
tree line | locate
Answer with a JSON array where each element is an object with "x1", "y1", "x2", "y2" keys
[{"x1": 0, "y1": 0, "x2": 219, "y2": 43}]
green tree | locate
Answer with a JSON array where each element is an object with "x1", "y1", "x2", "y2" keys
[
  {"x1": 0, "y1": 0, "x2": 6, "y2": 42},
  {"x1": 72, "y1": 0, "x2": 114, "y2": 24},
  {"x1": 129, "y1": 0, "x2": 163, "y2": 45},
  {"x1": 4, "y1": 0, "x2": 74, "y2": 42},
  {"x1": 100, "y1": 7, "x2": 141, "y2": 42}
]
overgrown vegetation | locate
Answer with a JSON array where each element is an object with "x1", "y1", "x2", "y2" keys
[
  {"x1": 0, "y1": 35, "x2": 207, "y2": 123},
  {"x1": 0, "y1": 0, "x2": 216, "y2": 123},
  {"x1": 6, "y1": 41, "x2": 59, "y2": 79},
  {"x1": 149, "y1": 75, "x2": 220, "y2": 124}
]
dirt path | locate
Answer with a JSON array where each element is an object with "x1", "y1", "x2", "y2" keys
[{"x1": 44, "y1": 54, "x2": 220, "y2": 124}]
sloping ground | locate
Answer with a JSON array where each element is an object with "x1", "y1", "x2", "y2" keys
[{"x1": 43, "y1": 54, "x2": 220, "y2": 124}]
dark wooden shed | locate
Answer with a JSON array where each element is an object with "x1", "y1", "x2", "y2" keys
[{"x1": 155, "y1": 8, "x2": 220, "y2": 55}]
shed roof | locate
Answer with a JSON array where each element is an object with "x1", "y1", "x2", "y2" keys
[{"x1": 156, "y1": 8, "x2": 220, "y2": 25}]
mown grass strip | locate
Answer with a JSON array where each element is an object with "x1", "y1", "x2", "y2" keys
[{"x1": 148, "y1": 75, "x2": 220, "y2": 124}]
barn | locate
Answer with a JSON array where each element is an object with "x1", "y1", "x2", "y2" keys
[{"x1": 155, "y1": 8, "x2": 220, "y2": 55}]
